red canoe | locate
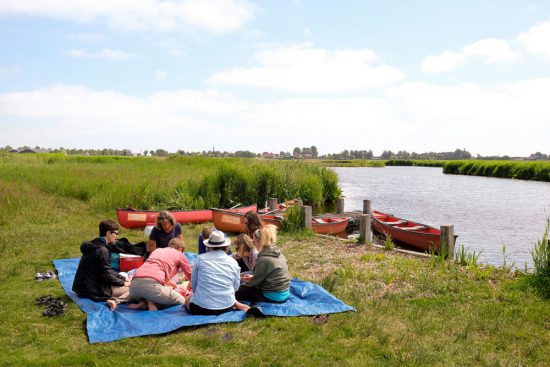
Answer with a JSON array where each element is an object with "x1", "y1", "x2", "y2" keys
[
  {"x1": 116, "y1": 204, "x2": 257, "y2": 229},
  {"x1": 211, "y1": 208, "x2": 349, "y2": 235},
  {"x1": 372, "y1": 210, "x2": 453, "y2": 251}
]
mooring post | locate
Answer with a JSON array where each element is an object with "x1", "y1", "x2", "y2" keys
[
  {"x1": 440, "y1": 225, "x2": 455, "y2": 259},
  {"x1": 359, "y1": 214, "x2": 372, "y2": 244},
  {"x1": 336, "y1": 197, "x2": 345, "y2": 214},
  {"x1": 269, "y1": 197, "x2": 278, "y2": 211},
  {"x1": 363, "y1": 199, "x2": 372, "y2": 214},
  {"x1": 302, "y1": 205, "x2": 312, "y2": 230}
]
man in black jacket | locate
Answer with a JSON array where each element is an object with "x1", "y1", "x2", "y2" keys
[{"x1": 72, "y1": 220, "x2": 131, "y2": 303}]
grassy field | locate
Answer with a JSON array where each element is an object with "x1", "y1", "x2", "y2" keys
[{"x1": 1, "y1": 156, "x2": 549, "y2": 366}]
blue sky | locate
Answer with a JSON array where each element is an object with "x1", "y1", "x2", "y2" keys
[{"x1": 1, "y1": 0, "x2": 550, "y2": 156}]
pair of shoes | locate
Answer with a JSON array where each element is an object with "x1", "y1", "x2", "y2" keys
[
  {"x1": 35, "y1": 270, "x2": 57, "y2": 281},
  {"x1": 35, "y1": 295, "x2": 54, "y2": 305},
  {"x1": 42, "y1": 298, "x2": 66, "y2": 317},
  {"x1": 35, "y1": 295, "x2": 67, "y2": 316}
]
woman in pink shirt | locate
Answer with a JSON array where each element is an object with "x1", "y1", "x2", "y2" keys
[{"x1": 122, "y1": 238, "x2": 191, "y2": 311}]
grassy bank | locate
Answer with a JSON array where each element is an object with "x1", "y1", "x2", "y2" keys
[
  {"x1": 0, "y1": 154, "x2": 341, "y2": 212},
  {"x1": 443, "y1": 160, "x2": 550, "y2": 182},
  {"x1": 1, "y1": 160, "x2": 549, "y2": 366},
  {"x1": 314, "y1": 159, "x2": 385, "y2": 167},
  {"x1": 385, "y1": 159, "x2": 446, "y2": 167}
]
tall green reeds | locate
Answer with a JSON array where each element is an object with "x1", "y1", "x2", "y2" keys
[
  {"x1": 0, "y1": 154, "x2": 341, "y2": 212},
  {"x1": 531, "y1": 219, "x2": 550, "y2": 296},
  {"x1": 444, "y1": 160, "x2": 550, "y2": 182}
]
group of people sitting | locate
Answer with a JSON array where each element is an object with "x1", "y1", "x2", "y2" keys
[{"x1": 72, "y1": 210, "x2": 291, "y2": 316}]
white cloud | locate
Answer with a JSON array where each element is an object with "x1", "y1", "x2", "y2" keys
[
  {"x1": 0, "y1": 0, "x2": 258, "y2": 34},
  {"x1": 66, "y1": 48, "x2": 138, "y2": 60},
  {"x1": 1, "y1": 79, "x2": 549, "y2": 156},
  {"x1": 517, "y1": 19, "x2": 550, "y2": 58},
  {"x1": 422, "y1": 38, "x2": 520, "y2": 73},
  {"x1": 208, "y1": 44, "x2": 404, "y2": 92}
]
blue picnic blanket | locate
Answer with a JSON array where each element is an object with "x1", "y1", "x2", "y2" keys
[{"x1": 54, "y1": 253, "x2": 355, "y2": 343}]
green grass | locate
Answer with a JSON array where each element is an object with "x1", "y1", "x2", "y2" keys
[
  {"x1": 1, "y1": 157, "x2": 550, "y2": 366},
  {"x1": 444, "y1": 160, "x2": 550, "y2": 182},
  {"x1": 314, "y1": 159, "x2": 385, "y2": 167},
  {"x1": 0, "y1": 153, "x2": 341, "y2": 211}
]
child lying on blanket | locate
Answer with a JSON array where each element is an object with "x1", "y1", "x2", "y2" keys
[{"x1": 107, "y1": 238, "x2": 192, "y2": 311}]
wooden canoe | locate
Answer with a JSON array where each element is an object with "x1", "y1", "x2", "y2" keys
[
  {"x1": 371, "y1": 210, "x2": 452, "y2": 251},
  {"x1": 211, "y1": 208, "x2": 349, "y2": 235},
  {"x1": 116, "y1": 204, "x2": 257, "y2": 229}
]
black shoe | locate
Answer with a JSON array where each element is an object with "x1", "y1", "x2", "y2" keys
[
  {"x1": 246, "y1": 305, "x2": 265, "y2": 318},
  {"x1": 35, "y1": 295, "x2": 53, "y2": 305}
]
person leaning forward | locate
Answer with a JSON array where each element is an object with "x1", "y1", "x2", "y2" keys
[{"x1": 72, "y1": 220, "x2": 131, "y2": 302}]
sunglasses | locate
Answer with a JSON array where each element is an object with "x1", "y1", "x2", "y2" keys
[{"x1": 111, "y1": 230, "x2": 119, "y2": 235}]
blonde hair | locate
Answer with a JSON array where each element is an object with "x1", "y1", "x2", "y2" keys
[
  {"x1": 168, "y1": 238, "x2": 185, "y2": 251},
  {"x1": 155, "y1": 210, "x2": 176, "y2": 230},
  {"x1": 253, "y1": 225, "x2": 277, "y2": 249},
  {"x1": 234, "y1": 234, "x2": 254, "y2": 253}
]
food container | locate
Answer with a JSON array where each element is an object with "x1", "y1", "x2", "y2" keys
[{"x1": 119, "y1": 254, "x2": 145, "y2": 271}]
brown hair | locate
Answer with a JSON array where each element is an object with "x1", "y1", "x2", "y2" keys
[
  {"x1": 168, "y1": 238, "x2": 185, "y2": 251},
  {"x1": 99, "y1": 220, "x2": 118, "y2": 237},
  {"x1": 244, "y1": 211, "x2": 264, "y2": 237},
  {"x1": 201, "y1": 226, "x2": 213, "y2": 240},
  {"x1": 155, "y1": 211, "x2": 176, "y2": 230},
  {"x1": 234, "y1": 234, "x2": 254, "y2": 254}
]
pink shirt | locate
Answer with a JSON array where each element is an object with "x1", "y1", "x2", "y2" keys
[{"x1": 134, "y1": 248, "x2": 191, "y2": 285}]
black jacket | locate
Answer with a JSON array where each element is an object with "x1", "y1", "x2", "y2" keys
[{"x1": 72, "y1": 238, "x2": 126, "y2": 301}]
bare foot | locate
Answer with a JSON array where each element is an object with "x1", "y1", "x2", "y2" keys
[
  {"x1": 234, "y1": 301, "x2": 250, "y2": 312},
  {"x1": 106, "y1": 299, "x2": 117, "y2": 311},
  {"x1": 128, "y1": 301, "x2": 147, "y2": 310},
  {"x1": 147, "y1": 300, "x2": 158, "y2": 311}
]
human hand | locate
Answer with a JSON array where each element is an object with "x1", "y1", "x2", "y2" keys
[{"x1": 241, "y1": 274, "x2": 253, "y2": 281}]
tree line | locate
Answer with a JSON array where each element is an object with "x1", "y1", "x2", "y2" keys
[{"x1": 2, "y1": 145, "x2": 548, "y2": 161}]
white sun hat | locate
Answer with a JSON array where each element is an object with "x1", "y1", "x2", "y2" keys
[{"x1": 204, "y1": 230, "x2": 231, "y2": 248}]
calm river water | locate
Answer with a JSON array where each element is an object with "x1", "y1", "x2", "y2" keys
[{"x1": 333, "y1": 166, "x2": 550, "y2": 268}]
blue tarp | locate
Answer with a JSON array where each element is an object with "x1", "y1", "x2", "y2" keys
[{"x1": 54, "y1": 253, "x2": 355, "y2": 343}]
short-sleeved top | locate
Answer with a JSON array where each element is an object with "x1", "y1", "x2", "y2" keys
[
  {"x1": 149, "y1": 223, "x2": 182, "y2": 248},
  {"x1": 134, "y1": 247, "x2": 191, "y2": 285}
]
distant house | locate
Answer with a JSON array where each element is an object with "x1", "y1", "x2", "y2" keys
[
  {"x1": 262, "y1": 152, "x2": 274, "y2": 159},
  {"x1": 18, "y1": 148, "x2": 51, "y2": 154},
  {"x1": 9, "y1": 148, "x2": 20, "y2": 153},
  {"x1": 122, "y1": 149, "x2": 134, "y2": 156},
  {"x1": 302, "y1": 153, "x2": 313, "y2": 159}
]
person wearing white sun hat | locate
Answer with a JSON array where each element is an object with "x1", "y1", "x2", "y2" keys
[{"x1": 185, "y1": 230, "x2": 250, "y2": 315}]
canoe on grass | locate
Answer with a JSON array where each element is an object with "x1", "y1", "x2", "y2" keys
[
  {"x1": 116, "y1": 204, "x2": 257, "y2": 229},
  {"x1": 211, "y1": 208, "x2": 350, "y2": 235},
  {"x1": 372, "y1": 210, "x2": 455, "y2": 251}
]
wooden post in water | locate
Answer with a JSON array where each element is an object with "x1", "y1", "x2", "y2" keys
[
  {"x1": 336, "y1": 197, "x2": 345, "y2": 214},
  {"x1": 363, "y1": 199, "x2": 372, "y2": 214},
  {"x1": 269, "y1": 197, "x2": 278, "y2": 211},
  {"x1": 440, "y1": 225, "x2": 455, "y2": 259},
  {"x1": 359, "y1": 214, "x2": 372, "y2": 244},
  {"x1": 302, "y1": 205, "x2": 312, "y2": 230}
]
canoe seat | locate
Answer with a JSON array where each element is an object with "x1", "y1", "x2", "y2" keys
[
  {"x1": 380, "y1": 219, "x2": 407, "y2": 226},
  {"x1": 399, "y1": 225, "x2": 427, "y2": 231},
  {"x1": 313, "y1": 218, "x2": 326, "y2": 224}
]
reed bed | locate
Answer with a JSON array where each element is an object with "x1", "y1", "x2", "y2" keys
[
  {"x1": 443, "y1": 160, "x2": 550, "y2": 182},
  {"x1": 0, "y1": 153, "x2": 341, "y2": 212}
]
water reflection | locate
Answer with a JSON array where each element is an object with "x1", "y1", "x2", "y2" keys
[{"x1": 333, "y1": 166, "x2": 550, "y2": 268}]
